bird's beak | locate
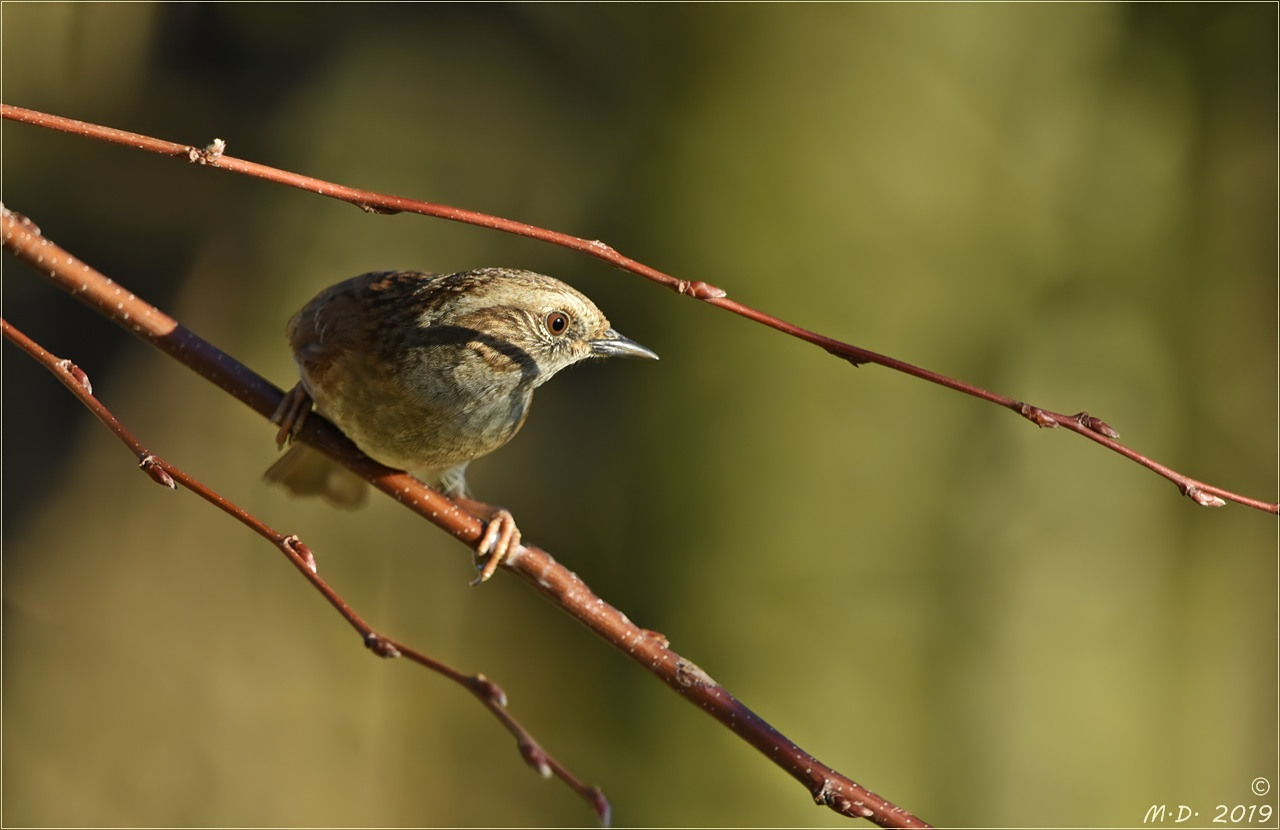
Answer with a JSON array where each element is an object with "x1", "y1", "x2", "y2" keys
[{"x1": 590, "y1": 328, "x2": 659, "y2": 360}]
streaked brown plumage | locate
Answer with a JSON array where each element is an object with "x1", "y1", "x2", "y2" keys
[{"x1": 265, "y1": 268, "x2": 657, "y2": 581}]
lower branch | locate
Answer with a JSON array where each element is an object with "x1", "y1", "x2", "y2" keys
[{"x1": 0, "y1": 317, "x2": 610, "y2": 824}]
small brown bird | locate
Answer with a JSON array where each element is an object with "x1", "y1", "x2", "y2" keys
[{"x1": 266, "y1": 268, "x2": 657, "y2": 581}]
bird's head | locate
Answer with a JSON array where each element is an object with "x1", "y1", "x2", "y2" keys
[{"x1": 433, "y1": 268, "x2": 658, "y2": 386}]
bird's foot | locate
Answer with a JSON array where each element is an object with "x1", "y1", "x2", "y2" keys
[
  {"x1": 455, "y1": 497, "x2": 522, "y2": 585},
  {"x1": 272, "y1": 382, "x2": 313, "y2": 449}
]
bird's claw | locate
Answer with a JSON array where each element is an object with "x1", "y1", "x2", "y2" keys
[
  {"x1": 471, "y1": 508, "x2": 521, "y2": 585},
  {"x1": 272, "y1": 383, "x2": 313, "y2": 449}
]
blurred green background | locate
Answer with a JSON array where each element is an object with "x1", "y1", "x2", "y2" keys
[{"x1": 3, "y1": 3, "x2": 1275, "y2": 827}]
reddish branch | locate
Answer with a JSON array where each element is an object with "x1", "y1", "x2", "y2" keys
[
  {"x1": 4, "y1": 103, "x2": 1273, "y2": 514},
  {"x1": 0, "y1": 316, "x2": 611, "y2": 822},
  {"x1": 5, "y1": 96, "x2": 1273, "y2": 825},
  {"x1": 2, "y1": 205, "x2": 924, "y2": 826}
]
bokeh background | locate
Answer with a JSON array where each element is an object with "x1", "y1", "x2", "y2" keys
[{"x1": 3, "y1": 4, "x2": 1275, "y2": 827}]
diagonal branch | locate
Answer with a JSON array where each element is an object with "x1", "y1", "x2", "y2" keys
[
  {"x1": 2, "y1": 204, "x2": 928, "y2": 826},
  {"x1": 0, "y1": 316, "x2": 612, "y2": 825},
  {"x1": 3, "y1": 102, "x2": 1273, "y2": 514}
]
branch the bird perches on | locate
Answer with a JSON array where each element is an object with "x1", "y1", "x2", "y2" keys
[{"x1": 1, "y1": 203, "x2": 923, "y2": 827}]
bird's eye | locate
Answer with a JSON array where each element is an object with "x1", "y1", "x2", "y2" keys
[{"x1": 545, "y1": 310, "x2": 570, "y2": 336}]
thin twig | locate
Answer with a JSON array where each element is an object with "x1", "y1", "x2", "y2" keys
[
  {"x1": 2, "y1": 102, "x2": 1272, "y2": 514},
  {"x1": 0, "y1": 316, "x2": 611, "y2": 825},
  {"x1": 2, "y1": 205, "x2": 927, "y2": 827}
]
